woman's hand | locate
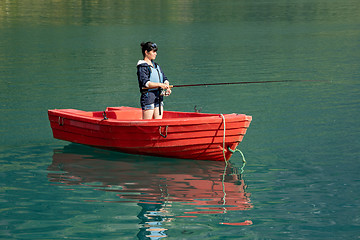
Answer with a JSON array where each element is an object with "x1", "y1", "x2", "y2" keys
[
  {"x1": 165, "y1": 88, "x2": 171, "y2": 96},
  {"x1": 158, "y1": 82, "x2": 171, "y2": 96},
  {"x1": 164, "y1": 81, "x2": 171, "y2": 96},
  {"x1": 159, "y1": 83, "x2": 170, "y2": 89}
]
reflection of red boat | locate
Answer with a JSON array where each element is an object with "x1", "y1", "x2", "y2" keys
[
  {"x1": 48, "y1": 145, "x2": 252, "y2": 215},
  {"x1": 48, "y1": 106, "x2": 252, "y2": 161}
]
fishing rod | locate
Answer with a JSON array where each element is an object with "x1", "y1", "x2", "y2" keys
[{"x1": 169, "y1": 79, "x2": 326, "y2": 88}]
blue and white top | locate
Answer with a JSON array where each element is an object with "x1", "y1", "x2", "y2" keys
[{"x1": 137, "y1": 60, "x2": 169, "y2": 92}]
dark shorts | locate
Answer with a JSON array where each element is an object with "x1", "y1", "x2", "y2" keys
[{"x1": 140, "y1": 90, "x2": 164, "y2": 110}]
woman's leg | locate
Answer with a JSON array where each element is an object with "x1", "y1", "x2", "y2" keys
[
  {"x1": 153, "y1": 106, "x2": 164, "y2": 119},
  {"x1": 142, "y1": 109, "x2": 154, "y2": 119}
]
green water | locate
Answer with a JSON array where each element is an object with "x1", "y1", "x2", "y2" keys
[{"x1": 1, "y1": 0, "x2": 359, "y2": 239}]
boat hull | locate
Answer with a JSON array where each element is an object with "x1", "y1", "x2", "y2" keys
[{"x1": 48, "y1": 106, "x2": 252, "y2": 161}]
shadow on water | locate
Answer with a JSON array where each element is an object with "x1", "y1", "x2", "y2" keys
[{"x1": 47, "y1": 144, "x2": 252, "y2": 239}]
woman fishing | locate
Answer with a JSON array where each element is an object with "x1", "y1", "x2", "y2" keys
[{"x1": 137, "y1": 42, "x2": 171, "y2": 119}]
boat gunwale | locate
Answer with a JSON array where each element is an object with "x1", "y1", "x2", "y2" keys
[{"x1": 48, "y1": 109, "x2": 252, "y2": 127}]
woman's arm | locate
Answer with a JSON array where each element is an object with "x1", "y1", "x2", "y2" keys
[
  {"x1": 137, "y1": 65, "x2": 150, "y2": 90},
  {"x1": 146, "y1": 81, "x2": 169, "y2": 89}
]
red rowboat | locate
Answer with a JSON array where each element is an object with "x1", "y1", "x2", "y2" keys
[{"x1": 48, "y1": 106, "x2": 252, "y2": 161}]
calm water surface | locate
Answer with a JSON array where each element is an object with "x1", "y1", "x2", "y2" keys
[{"x1": 1, "y1": 0, "x2": 359, "y2": 239}]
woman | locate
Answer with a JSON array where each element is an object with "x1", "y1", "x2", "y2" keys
[{"x1": 137, "y1": 42, "x2": 171, "y2": 119}]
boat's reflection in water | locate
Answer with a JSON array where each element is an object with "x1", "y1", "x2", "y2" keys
[{"x1": 48, "y1": 144, "x2": 252, "y2": 239}]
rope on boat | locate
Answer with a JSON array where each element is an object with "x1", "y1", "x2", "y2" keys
[
  {"x1": 220, "y1": 113, "x2": 247, "y2": 214},
  {"x1": 220, "y1": 114, "x2": 227, "y2": 162},
  {"x1": 220, "y1": 114, "x2": 246, "y2": 213},
  {"x1": 228, "y1": 147, "x2": 247, "y2": 174},
  {"x1": 159, "y1": 126, "x2": 168, "y2": 138},
  {"x1": 219, "y1": 114, "x2": 247, "y2": 172},
  {"x1": 220, "y1": 114, "x2": 228, "y2": 211}
]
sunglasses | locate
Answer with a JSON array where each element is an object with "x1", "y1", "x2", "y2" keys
[{"x1": 150, "y1": 43, "x2": 157, "y2": 49}]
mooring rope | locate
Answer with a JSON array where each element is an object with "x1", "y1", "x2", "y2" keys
[
  {"x1": 220, "y1": 114, "x2": 227, "y2": 162},
  {"x1": 220, "y1": 113, "x2": 247, "y2": 211},
  {"x1": 219, "y1": 113, "x2": 247, "y2": 172},
  {"x1": 228, "y1": 147, "x2": 247, "y2": 174},
  {"x1": 220, "y1": 114, "x2": 228, "y2": 210}
]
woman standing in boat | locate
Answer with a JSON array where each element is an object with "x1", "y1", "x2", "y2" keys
[{"x1": 137, "y1": 42, "x2": 171, "y2": 119}]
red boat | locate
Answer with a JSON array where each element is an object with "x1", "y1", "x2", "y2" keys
[{"x1": 48, "y1": 106, "x2": 252, "y2": 161}]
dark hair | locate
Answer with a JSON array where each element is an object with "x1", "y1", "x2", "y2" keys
[{"x1": 140, "y1": 42, "x2": 158, "y2": 57}]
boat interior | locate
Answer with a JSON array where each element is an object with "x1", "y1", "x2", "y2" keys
[{"x1": 57, "y1": 107, "x2": 219, "y2": 121}]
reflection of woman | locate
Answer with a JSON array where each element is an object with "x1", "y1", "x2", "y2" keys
[
  {"x1": 137, "y1": 42, "x2": 171, "y2": 119},
  {"x1": 137, "y1": 202, "x2": 170, "y2": 239}
]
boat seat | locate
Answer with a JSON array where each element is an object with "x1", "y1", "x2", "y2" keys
[{"x1": 103, "y1": 111, "x2": 142, "y2": 120}]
